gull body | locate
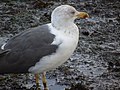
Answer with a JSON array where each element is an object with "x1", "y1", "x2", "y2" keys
[{"x1": 0, "y1": 5, "x2": 89, "y2": 89}]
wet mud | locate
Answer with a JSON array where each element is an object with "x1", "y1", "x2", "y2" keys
[{"x1": 0, "y1": 0, "x2": 120, "y2": 90}]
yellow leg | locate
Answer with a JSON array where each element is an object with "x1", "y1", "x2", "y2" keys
[
  {"x1": 35, "y1": 74, "x2": 41, "y2": 90},
  {"x1": 42, "y1": 72, "x2": 48, "y2": 90}
]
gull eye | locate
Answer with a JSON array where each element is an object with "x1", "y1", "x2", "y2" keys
[{"x1": 71, "y1": 11, "x2": 75, "y2": 14}]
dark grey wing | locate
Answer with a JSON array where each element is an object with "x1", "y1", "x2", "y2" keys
[
  {"x1": 0, "y1": 49, "x2": 10, "y2": 57},
  {"x1": 0, "y1": 24, "x2": 58, "y2": 74}
]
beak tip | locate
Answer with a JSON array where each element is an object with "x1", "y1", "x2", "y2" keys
[
  {"x1": 84, "y1": 14, "x2": 89, "y2": 19},
  {"x1": 77, "y1": 12, "x2": 89, "y2": 19}
]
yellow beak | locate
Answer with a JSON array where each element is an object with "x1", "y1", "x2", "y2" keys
[{"x1": 76, "y1": 12, "x2": 89, "y2": 19}]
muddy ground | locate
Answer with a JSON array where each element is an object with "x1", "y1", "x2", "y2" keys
[{"x1": 0, "y1": 0, "x2": 120, "y2": 90}]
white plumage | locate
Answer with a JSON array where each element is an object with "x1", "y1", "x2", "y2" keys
[
  {"x1": 28, "y1": 5, "x2": 80, "y2": 73},
  {"x1": 28, "y1": 22, "x2": 79, "y2": 73}
]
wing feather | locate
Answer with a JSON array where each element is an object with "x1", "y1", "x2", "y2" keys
[{"x1": 0, "y1": 24, "x2": 59, "y2": 74}]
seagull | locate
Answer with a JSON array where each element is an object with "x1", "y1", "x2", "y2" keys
[{"x1": 0, "y1": 5, "x2": 89, "y2": 90}]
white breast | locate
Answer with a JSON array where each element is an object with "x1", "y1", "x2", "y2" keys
[{"x1": 29, "y1": 23, "x2": 79, "y2": 73}]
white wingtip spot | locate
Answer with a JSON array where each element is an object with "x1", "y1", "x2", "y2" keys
[{"x1": 1, "y1": 43, "x2": 6, "y2": 50}]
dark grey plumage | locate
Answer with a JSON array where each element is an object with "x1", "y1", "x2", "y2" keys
[{"x1": 0, "y1": 24, "x2": 58, "y2": 74}]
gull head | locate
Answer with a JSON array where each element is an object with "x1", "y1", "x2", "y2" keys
[{"x1": 51, "y1": 5, "x2": 89, "y2": 29}]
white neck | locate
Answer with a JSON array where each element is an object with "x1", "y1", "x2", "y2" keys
[
  {"x1": 51, "y1": 12, "x2": 79, "y2": 38},
  {"x1": 51, "y1": 14, "x2": 75, "y2": 30}
]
